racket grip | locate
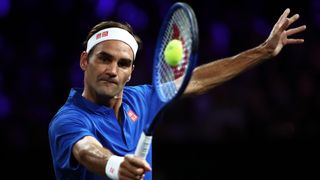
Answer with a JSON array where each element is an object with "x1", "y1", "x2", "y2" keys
[{"x1": 134, "y1": 132, "x2": 153, "y2": 159}]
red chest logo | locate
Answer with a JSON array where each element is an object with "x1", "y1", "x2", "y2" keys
[{"x1": 127, "y1": 110, "x2": 138, "y2": 122}]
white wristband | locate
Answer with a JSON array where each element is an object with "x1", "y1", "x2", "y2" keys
[{"x1": 105, "y1": 155, "x2": 124, "y2": 180}]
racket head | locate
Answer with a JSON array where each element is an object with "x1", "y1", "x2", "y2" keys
[
  {"x1": 153, "y1": 2, "x2": 199, "y2": 104},
  {"x1": 136, "y1": 3, "x2": 199, "y2": 158}
]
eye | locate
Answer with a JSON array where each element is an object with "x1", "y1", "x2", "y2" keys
[
  {"x1": 97, "y1": 51, "x2": 113, "y2": 63},
  {"x1": 100, "y1": 56, "x2": 111, "y2": 63},
  {"x1": 118, "y1": 59, "x2": 132, "y2": 68}
]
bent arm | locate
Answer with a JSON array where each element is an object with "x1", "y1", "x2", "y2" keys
[
  {"x1": 72, "y1": 136, "x2": 151, "y2": 179},
  {"x1": 72, "y1": 136, "x2": 112, "y2": 177}
]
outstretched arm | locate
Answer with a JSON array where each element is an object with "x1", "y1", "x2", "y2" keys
[{"x1": 183, "y1": 8, "x2": 306, "y2": 97}]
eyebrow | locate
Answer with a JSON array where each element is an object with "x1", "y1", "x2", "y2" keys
[{"x1": 98, "y1": 51, "x2": 133, "y2": 62}]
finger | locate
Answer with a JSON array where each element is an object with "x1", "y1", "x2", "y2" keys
[
  {"x1": 119, "y1": 168, "x2": 144, "y2": 180},
  {"x1": 125, "y1": 155, "x2": 152, "y2": 171},
  {"x1": 277, "y1": 8, "x2": 290, "y2": 25},
  {"x1": 288, "y1": 14, "x2": 300, "y2": 26},
  {"x1": 286, "y1": 25, "x2": 306, "y2": 36},
  {"x1": 279, "y1": 18, "x2": 290, "y2": 33},
  {"x1": 121, "y1": 158, "x2": 145, "y2": 175},
  {"x1": 119, "y1": 175, "x2": 133, "y2": 180},
  {"x1": 119, "y1": 175, "x2": 141, "y2": 180},
  {"x1": 286, "y1": 38, "x2": 304, "y2": 44},
  {"x1": 119, "y1": 168, "x2": 139, "y2": 179}
]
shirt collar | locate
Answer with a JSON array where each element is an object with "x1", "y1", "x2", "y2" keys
[{"x1": 69, "y1": 88, "x2": 114, "y2": 115}]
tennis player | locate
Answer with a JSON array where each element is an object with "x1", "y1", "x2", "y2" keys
[{"x1": 48, "y1": 8, "x2": 305, "y2": 180}]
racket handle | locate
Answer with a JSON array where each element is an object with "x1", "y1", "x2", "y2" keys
[{"x1": 134, "y1": 132, "x2": 153, "y2": 159}]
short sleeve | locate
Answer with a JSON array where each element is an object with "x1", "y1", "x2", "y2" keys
[{"x1": 48, "y1": 110, "x2": 94, "y2": 170}]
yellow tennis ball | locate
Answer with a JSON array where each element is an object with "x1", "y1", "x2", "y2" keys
[{"x1": 164, "y1": 39, "x2": 183, "y2": 66}]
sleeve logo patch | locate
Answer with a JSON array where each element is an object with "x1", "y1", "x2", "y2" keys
[{"x1": 127, "y1": 110, "x2": 138, "y2": 122}]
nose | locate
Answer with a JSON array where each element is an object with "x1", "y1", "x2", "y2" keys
[{"x1": 105, "y1": 61, "x2": 118, "y2": 77}]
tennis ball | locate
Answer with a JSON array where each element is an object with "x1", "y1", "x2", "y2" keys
[{"x1": 164, "y1": 39, "x2": 183, "y2": 66}]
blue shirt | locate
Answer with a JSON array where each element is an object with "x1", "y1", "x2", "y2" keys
[{"x1": 48, "y1": 85, "x2": 164, "y2": 180}]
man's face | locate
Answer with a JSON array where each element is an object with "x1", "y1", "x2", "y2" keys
[{"x1": 82, "y1": 40, "x2": 134, "y2": 101}]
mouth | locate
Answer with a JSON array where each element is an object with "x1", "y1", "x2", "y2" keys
[{"x1": 98, "y1": 78, "x2": 118, "y2": 85}]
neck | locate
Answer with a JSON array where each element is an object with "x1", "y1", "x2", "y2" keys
[
  {"x1": 109, "y1": 94, "x2": 123, "y2": 121},
  {"x1": 82, "y1": 88, "x2": 124, "y2": 121}
]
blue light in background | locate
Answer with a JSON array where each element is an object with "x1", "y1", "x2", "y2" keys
[
  {"x1": 155, "y1": 0, "x2": 171, "y2": 18},
  {"x1": 36, "y1": 41, "x2": 54, "y2": 62},
  {"x1": 252, "y1": 17, "x2": 270, "y2": 38},
  {"x1": 312, "y1": 0, "x2": 320, "y2": 28},
  {"x1": 0, "y1": 93, "x2": 11, "y2": 119},
  {"x1": 117, "y1": 2, "x2": 148, "y2": 31},
  {"x1": 95, "y1": 0, "x2": 117, "y2": 19},
  {"x1": 0, "y1": 0, "x2": 10, "y2": 17},
  {"x1": 69, "y1": 59, "x2": 84, "y2": 87},
  {"x1": 210, "y1": 22, "x2": 230, "y2": 56}
]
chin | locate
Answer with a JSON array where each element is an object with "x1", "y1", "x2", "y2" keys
[{"x1": 96, "y1": 87, "x2": 119, "y2": 99}]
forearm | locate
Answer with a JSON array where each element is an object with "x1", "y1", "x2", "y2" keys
[
  {"x1": 184, "y1": 41, "x2": 272, "y2": 97},
  {"x1": 72, "y1": 136, "x2": 151, "y2": 179},
  {"x1": 73, "y1": 136, "x2": 113, "y2": 177}
]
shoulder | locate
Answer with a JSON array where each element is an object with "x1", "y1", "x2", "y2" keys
[
  {"x1": 49, "y1": 104, "x2": 89, "y2": 130},
  {"x1": 123, "y1": 84, "x2": 157, "y2": 103},
  {"x1": 122, "y1": 85, "x2": 156, "y2": 107},
  {"x1": 124, "y1": 84, "x2": 154, "y2": 97}
]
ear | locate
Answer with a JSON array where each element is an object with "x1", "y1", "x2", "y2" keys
[
  {"x1": 127, "y1": 64, "x2": 134, "y2": 82},
  {"x1": 80, "y1": 51, "x2": 88, "y2": 71},
  {"x1": 127, "y1": 76, "x2": 131, "y2": 82}
]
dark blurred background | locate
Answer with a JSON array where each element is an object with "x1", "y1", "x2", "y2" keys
[{"x1": 0, "y1": 0, "x2": 319, "y2": 179}]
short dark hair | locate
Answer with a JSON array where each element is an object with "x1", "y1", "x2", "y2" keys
[{"x1": 83, "y1": 21, "x2": 142, "y2": 56}]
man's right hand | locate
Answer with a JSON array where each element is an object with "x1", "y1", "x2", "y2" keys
[{"x1": 118, "y1": 154, "x2": 151, "y2": 180}]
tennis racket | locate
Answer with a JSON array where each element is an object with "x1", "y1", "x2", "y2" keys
[{"x1": 134, "y1": 2, "x2": 199, "y2": 159}]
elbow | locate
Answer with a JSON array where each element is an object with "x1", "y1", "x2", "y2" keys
[
  {"x1": 184, "y1": 81, "x2": 211, "y2": 97},
  {"x1": 186, "y1": 80, "x2": 222, "y2": 97},
  {"x1": 72, "y1": 143, "x2": 89, "y2": 164}
]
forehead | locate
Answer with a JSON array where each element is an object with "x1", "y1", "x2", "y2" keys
[{"x1": 93, "y1": 40, "x2": 134, "y2": 60}]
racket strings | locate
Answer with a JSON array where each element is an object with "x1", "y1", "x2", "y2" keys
[{"x1": 157, "y1": 8, "x2": 193, "y2": 101}]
